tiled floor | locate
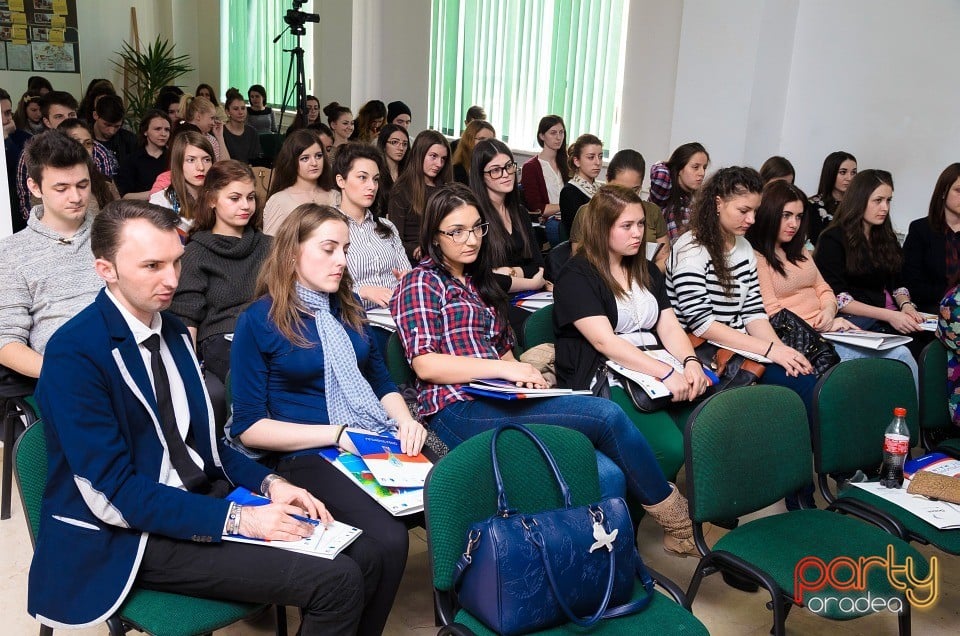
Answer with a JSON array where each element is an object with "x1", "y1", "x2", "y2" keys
[{"x1": 2, "y1": 461, "x2": 958, "y2": 635}]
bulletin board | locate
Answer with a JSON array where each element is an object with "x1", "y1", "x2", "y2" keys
[{"x1": 0, "y1": 0, "x2": 79, "y2": 73}]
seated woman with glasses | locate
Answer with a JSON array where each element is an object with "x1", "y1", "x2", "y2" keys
[
  {"x1": 376, "y1": 124, "x2": 409, "y2": 204},
  {"x1": 469, "y1": 139, "x2": 546, "y2": 339},
  {"x1": 390, "y1": 183, "x2": 706, "y2": 557}
]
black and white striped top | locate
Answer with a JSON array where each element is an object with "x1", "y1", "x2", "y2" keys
[{"x1": 666, "y1": 232, "x2": 768, "y2": 336}]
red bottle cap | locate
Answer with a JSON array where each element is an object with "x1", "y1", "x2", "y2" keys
[{"x1": 893, "y1": 407, "x2": 907, "y2": 417}]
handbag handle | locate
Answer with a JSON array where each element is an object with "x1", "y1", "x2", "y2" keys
[
  {"x1": 529, "y1": 525, "x2": 656, "y2": 626},
  {"x1": 490, "y1": 423, "x2": 573, "y2": 515}
]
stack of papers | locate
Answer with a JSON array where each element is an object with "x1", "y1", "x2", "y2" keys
[
  {"x1": 365, "y1": 308, "x2": 397, "y2": 332},
  {"x1": 849, "y1": 481, "x2": 960, "y2": 530},
  {"x1": 318, "y1": 431, "x2": 434, "y2": 516},
  {"x1": 919, "y1": 313, "x2": 939, "y2": 333},
  {"x1": 512, "y1": 291, "x2": 553, "y2": 312},
  {"x1": 464, "y1": 378, "x2": 591, "y2": 399},
  {"x1": 822, "y1": 329, "x2": 912, "y2": 351}
]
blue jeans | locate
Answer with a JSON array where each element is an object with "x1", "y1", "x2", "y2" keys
[{"x1": 429, "y1": 396, "x2": 672, "y2": 505}]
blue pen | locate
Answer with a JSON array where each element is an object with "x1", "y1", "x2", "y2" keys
[{"x1": 702, "y1": 367, "x2": 720, "y2": 386}]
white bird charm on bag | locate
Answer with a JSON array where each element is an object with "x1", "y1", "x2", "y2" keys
[{"x1": 589, "y1": 520, "x2": 618, "y2": 553}]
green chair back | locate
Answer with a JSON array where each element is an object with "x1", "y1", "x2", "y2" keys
[
  {"x1": 385, "y1": 332, "x2": 413, "y2": 385},
  {"x1": 522, "y1": 304, "x2": 555, "y2": 349},
  {"x1": 14, "y1": 420, "x2": 45, "y2": 545},
  {"x1": 425, "y1": 425, "x2": 601, "y2": 592},
  {"x1": 813, "y1": 358, "x2": 918, "y2": 476},
  {"x1": 919, "y1": 340, "x2": 951, "y2": 435},
  {"x1": 15, "y1": 421, "x2": 272, "y2": 635},
  {"x1": 684, "y1": 385, "x2": 811, "y2": 523}
]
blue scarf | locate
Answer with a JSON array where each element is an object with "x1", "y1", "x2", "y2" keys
[{"x1": 296, "y1": 283, "x2": 396, "y2": 435}]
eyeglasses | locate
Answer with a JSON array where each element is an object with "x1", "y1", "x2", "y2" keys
[
  {"x1": 386, "y1": 139, "x2": 408, "y2": 148},
  {"x1": 437, "y1": 222, "x2": 489, "y2": 243},
  {"x1": 483, "y1": 161, "x2": 518, "y2": 179}
]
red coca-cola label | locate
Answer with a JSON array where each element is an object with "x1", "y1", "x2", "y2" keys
[{"x1": 883, "y1": 434, "x2": 909, "y2": 455}]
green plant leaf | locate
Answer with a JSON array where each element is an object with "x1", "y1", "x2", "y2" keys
[{"x1": 113, "y1": 35, "x2": 194, "y2": 129}]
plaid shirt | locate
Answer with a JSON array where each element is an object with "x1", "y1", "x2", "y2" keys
[
  {"x1": 17, "y1": 140, "x2": 119, "y2": 220},
  {"x1": 389, "y1": 258, "x2": 513, "y2": 417},
  {"x1": 648, "y1": 161, "x2": 672, "y2": 207}
]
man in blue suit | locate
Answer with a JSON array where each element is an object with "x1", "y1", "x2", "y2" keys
[{"x1": 30, "y1": 200, "x2": 378, "y2": 634}]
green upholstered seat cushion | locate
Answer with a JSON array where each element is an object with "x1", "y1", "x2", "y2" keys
[
  {"x1": 713, "y1": 509, "x2": 930, "y2": 620},
  {"x1": 118, "y1": 589, "x2": 264, "y2": 636},
  {"x1": 453, "y1": 583, "x2": 708, "y2": 635},
  {"x1": 837, "y1": 486, "x2": 960, "y2": 554}
]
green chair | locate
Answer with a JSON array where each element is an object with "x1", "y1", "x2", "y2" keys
[
  {"x1": 813, "y1": 357, "x2": 960, "y2": 554},
  {"x1": 684, "y1": 385, "x2": 927, "y2": 635},
  {"x1": 918, "y1": 340, "x2": 960, "y2": 456},
  {"x1": 385, "y1": 331, "x2": 414, "y2": 386},
  {"x1": 522, "y1": 304, "x2": 555, "y2": 349},
  {"x1": 425, "y1": 424, "x2": 708, "y2": 635},
  {"x1": 14, "y1": 420, "x2": 286, "y2": 636}
]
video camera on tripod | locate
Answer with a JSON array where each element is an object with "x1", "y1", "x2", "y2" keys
[{"x1": 284, "y1": 0, "x2": 319, "y2": 36}]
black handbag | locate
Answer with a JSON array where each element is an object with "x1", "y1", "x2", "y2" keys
[
  {"x1": 453, "y1": 423, "x2": 655, "y2": 635},
  {"x1": 605, "y1": 364, "x2": 672, "y2": 413},
  {"x1": 768, "y1": 308, "x2": 840, "y2": 376}
]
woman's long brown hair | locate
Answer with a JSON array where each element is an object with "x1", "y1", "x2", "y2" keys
[{"x1": 254, "y1": 203, "x2": 365, "y2": 347}]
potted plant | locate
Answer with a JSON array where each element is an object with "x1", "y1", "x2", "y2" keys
[{"x1": 113, "y1": 35, "x2": 193, "y2": 129}]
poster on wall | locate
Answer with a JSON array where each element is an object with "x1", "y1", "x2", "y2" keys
[{"x1": 0, "y1": 0, "x2": 78, "y2": 73}]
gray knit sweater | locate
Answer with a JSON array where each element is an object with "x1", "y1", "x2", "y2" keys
[
  {"x1": 0, "y1": 206, "x2": 104, "y2": 355},
  {"x1": 169, "y1": 228, "x2": 272, "y2": 344}
]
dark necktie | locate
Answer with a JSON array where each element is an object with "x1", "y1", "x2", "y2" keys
[{"x1": 142, "y1": 334, "x2": 209, "y2": 492}]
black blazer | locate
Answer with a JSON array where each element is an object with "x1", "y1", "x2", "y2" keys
[{"x1": 902, "y1": 218, "x2": 949, "y2": 314}]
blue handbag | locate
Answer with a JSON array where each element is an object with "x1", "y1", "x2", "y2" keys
[{"x1": 452, "y1": 423, "x2": 655, "y2": 635}]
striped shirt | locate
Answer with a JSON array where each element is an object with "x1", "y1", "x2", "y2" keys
[
  {"x1": 666, "y1": 232, "x2": 768, "y2": 336},
  {"x1": 389, "y1": 258, "x2": 513, "y2": 417},
  {"x1": 342, "y1": 210, "x2": 411, "y2": 310}
]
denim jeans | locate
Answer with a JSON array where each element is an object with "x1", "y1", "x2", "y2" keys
[{"x1": 429, "y1": 395, "x2": 672, "y2": 505}]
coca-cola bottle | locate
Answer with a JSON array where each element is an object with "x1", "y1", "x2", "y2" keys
[{"x1": 880, "y1": 407, "x2": 910, "y2": 488}]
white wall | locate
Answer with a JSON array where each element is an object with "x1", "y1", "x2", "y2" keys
[
  {"x1": 4, "y1": 0, "x2": 957, "y2": 237},
  {"x1": 781, "y1": 0, "x2": 960, "y2": 232}
]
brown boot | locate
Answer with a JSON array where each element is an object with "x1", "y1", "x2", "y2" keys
[{"x1": 642, "y1": 483, "x2": 704, "y2": 557}]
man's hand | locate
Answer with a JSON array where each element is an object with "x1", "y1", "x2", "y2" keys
[
  {"x1": 239, "y1": 502, "x2": 322, "y2": 541},
  {"x1": 266, "y1": 479, "x2": 334, "y2": 525}
]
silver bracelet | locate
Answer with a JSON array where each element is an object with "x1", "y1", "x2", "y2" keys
[{"x1": 225, "y1": 501, "x2": 242, "y2": 536}]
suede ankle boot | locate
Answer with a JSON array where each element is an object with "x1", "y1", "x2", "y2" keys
[{"x1": 641, "y1": 483, "x2": 708, "y2": 557}]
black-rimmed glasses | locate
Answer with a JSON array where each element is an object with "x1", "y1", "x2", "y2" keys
[{"x1": 437, "y1": 222, "x2": 489, "y2": 243}]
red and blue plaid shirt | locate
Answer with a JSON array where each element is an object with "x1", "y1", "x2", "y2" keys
[{"x1": 389, "y1": 258, "x2": 514, "y2": 417}]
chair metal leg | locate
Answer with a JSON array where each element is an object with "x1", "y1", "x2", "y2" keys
[
  {"x1": 1, "y1": 405, "x2": 22, "y2": 520},
  {"x1": 898, "y1": 596, "x2": 911, "y2": 636},
  {"x1": 768, "y1": 596, "x2": 792, "y2": 635},
  {"x1": 275, "y1": 604, "x2": 288, "y2": 636},
  {"x1": 106, "y1": 615, "x2": 126, "y2": 635},
  {"x1": 39, "y1": 624, "x2": 53, "y2": 636}
]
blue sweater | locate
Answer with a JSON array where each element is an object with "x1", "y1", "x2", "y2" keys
[{"x1": 230, "y1": 295, "x2": 397, "y2": 442}]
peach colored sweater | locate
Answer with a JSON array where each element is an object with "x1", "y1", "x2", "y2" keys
[{"x1": 755, "y1": 248, "x2": 835, "y2": 323}]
